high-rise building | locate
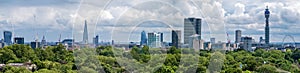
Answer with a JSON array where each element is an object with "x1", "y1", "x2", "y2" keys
[
  {"x1": 235, "y1": 30, "x2": 242, "y2": 43},
  {"x1": 93, "y1": 35, "x2": 99, "y2": 47},
  {"x1": 160, "y1": 33, "x2": 163, "y2": 42},
  {"x1": 210, "y1": 38, "x2": 216, "y2": 44},
  {"x1": 31, "y1": 41, "x2": 40, "y2": 49},
  {"x1": 172, "y1": 30, "x2": 181, "y2": 48},
  {"x1": 83, "y1": 20, "x2": 88, "y2": 44},
  {"x1": 184, "y1": 18, "x2": 201, "y2": 44},
  {"x1": 140, "y1": 31, "x2": 147, "y2": 46},
  {"x1": 148, "y1": 32, "x2": 163, "y2": 48},
  {"x1": 41, "y1": 36, "x2": 46, "y2": 47},
  {"x1": 111, "y1": 40, "x2": 114, "y2": 45},
  {"x1": 241, "y1": 37, "x2": 253, "y2": 51},
  {"x1": 265, "y1": 6, "x2": 270, "y2": 45},
  {"x1": 14, "y1": 37, "x2": 24, "y2": 44},
  {"x1": 3, "y1": 31, "x2": 12, "y2": 45}
]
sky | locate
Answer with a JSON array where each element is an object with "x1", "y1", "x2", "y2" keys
[{"x1": 0, "y1": 0, "x2": 299, "y2": 43}]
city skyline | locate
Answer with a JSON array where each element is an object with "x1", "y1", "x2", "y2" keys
[{"x1": 0, "y1": 0, "x2": 300, "y2": 43}]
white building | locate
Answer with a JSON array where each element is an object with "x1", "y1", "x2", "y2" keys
[
  {"x1": 148, "y1": 32, "x2": 163, "y2": 48},
  {"x1": 189, "y1": 34, "x2": 204, "y2": 51}
]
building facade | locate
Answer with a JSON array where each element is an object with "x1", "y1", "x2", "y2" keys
[
  {"x1": 41, "y1": 36, "x2": 46, "y2": 48},
  {"x1": 184, "y1": 18, "x2": 201, "y2": 44},
  {"x1": 241, "y1": 37, "x2": 253, "y2": 51},
  {"x1": 210, "y1": 38, "x2": 216, "y2": 44},
  {"x1": 235, "y1": 30, "x2": 241, "y2": 43},
  {"x1": 14, "y1": 37, "x2": 24, "y2": 44},
  {"x1": 93, "y1": 35, "x2": 99, "y2": 47},
  {"x1": 30, "y1": 41, "x2": 40, "y2": 49},
  {"x1": 3, "y1": 31, "x2": 12, "y2": 45},
  {"x1": 172, "y1": 30, "x2": 181, "y2": 48},
  {"x1": 140, "y1": 31, "x2": 147, "y2": 46},
  {"x1": 147, "y1": 32, "x2": 163, "y2": 48},
  {"x1": 83, "y1": 20, "x2": 88, "y2": 44}
]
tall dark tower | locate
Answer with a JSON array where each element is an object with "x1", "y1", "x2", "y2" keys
[{"x1": 264, "y1": 6, "x2": 270, "y2": 45}]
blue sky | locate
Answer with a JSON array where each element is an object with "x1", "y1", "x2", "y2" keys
[{"x1": 0, "y1": 0, "x2": 299, "y2": 43}]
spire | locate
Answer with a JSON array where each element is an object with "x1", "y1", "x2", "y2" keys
[
  {"x1": 83, "y1": 20, "x2": 88, "y2": 44},
  {"x1": 42, "y1": 35, "x2": 45, "y2": 40},
  {"x1": 59, "y1": 34, "x2": 61, "y2": 43}
]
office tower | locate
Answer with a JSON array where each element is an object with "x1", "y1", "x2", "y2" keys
[
  {"x1": 172, "y1": 30, "x2": 181, "y2": 48},
  {"x1": 160, "y1": 33, "x2": 163, "y2": 42},
  {"x1": 265, "y1": 6, "x2": 270, "y2": 45},
  {"x1": 184, "y1": 18, "x2": 201, "y2": 44},
  {"x1": 210, "y1": 38, "x2": 216, "y2": 44},
  {"x1": 241, "y1": 37, "x2": 253, "y2": 51},
  {"x1": 111, "y1": 40, "x2": 114, "y2": 45},
  {"x1": 140, "y1": 31, "x2": 147, "y2": 46},
  {"x1": 31, "y1": 41, "x2": 40, "y2": 49},
  {"x1": 14, "y1": 37, "x2": 24, "y2": 44},
  {"x1": 3, "y1": 31, "x2": 12, "y2": 45},
  {"x1": 83, "y1": 20, "x2": 88, "y2": 44},
  {"x1": 41, "y1": 36, "x2": 46, "y2": 47},
  {"x1": 235, "y1": 30, "x2": 242, "y2": 43},
  {"x1": 93, "y1": 35, "x2": 99, "y2": 47},
  {"x1": 148, "y1": 32, "x2": 163, "y2": 48}
]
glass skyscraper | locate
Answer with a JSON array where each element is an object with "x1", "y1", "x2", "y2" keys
[
  {"x1": 14, "y1": 37, "x2": 24, "y2": 44},
  {"x1": 93, "y1": 35, "x2": 99, "y2": 47},
  {"x1": 147, "y1": 32, "x2": 162, "y2": 48},
  {"x1": 3, "y1": 31, "x2": 12, "y2": 45},
  {"x1": 140, "y1": 31, "x2": 147, "y2": 46},
  {"x1": 184, "y1": 18, "x2": 201, "y2": 44},
  {"x1": 172, "y1": 30, "x2": 181, "y2": 48},
  {"x1": 83, "y1": 20, "x2": 88, "y2": 44}
]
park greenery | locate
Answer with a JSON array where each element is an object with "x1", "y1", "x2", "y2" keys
[{"x1": 0, "y1": 44, "x2": 300, "y2": 73}]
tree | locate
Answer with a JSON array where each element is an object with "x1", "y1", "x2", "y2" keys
[
  {"x1": 224, "y1": 68, "x2": 242, "y2": 73},
  {"x1": 256, "y1": 64, "x2": 278, "y2": 73},
  {"x1": 167, "y1": 46, "x2": 180, "y2": 54},
  {"x1": 6, "y1": 44, "x2": 37, "y2": 62},
  {"x1": 2, "y1": 66, "x2": 31, "y2": 73},
  {"x1": 0, "y1": 48, "x2": 18, "y2": 63},
  {"x1": 34, "y1": 69, "x2": 60, "y2": 73}
]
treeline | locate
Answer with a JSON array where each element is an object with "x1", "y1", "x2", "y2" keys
[{"x1": 0, "y1": 44, "x2": 300, "y2": 73}]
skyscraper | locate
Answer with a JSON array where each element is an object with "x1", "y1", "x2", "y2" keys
[
  {"x1": 31, "y1": 41, "x2": 40, "y2": 49},
  {"x1": 265, "y1": 6, "x2": 270, "y2": 45},
  {"x1": 140, "y1": 31, "x2": 147, "y2": 46},
  {"x1": 3, "y1": 31, "x2": 12, "y2": 45},
  {"x1": 83, "y1": 20, "x2": 88, "y2": 44},
  {"x1": 14, "y1": 37, "x2": 24, "y2": 44},
  {"x1": 184, "y1": 18, "x2": 201, "y2": 44},
  {"x1": 172, "y1": 30, "x2": 181, "y2": 48},
  {"x1": 41, "y1": 36, "x2": 46, "y2": 47},
  {"x1": 148, "y1": 32, "x2": 163, "y2": 48},
  {"x1": 93, "y1": 35, "x2": 99, "y2": 47},
  {"x1": 160, "y1": 33, "x2": 163, "y2": 42},
  {"x1": 235, "y1": 30, "x2": 241, "y2": 43},
  {"x1": 241, "y1": 37, "x2": 253, "y2": 51},
  {"x1": 210, "y1": 38, "x2": 216, "y2": 44}
]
